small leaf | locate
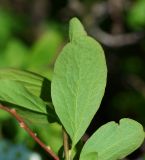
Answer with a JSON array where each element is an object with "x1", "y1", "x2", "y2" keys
[
  {"x1": 0, "y1": 68, "x2": 51, "y2": 102},
  {"x1": 51, "y1": 17, "x2": 107, "y2": 146},
  {"x1": 80, "y1": 118, "x2": 145, "y2": 160},
  {"x1": 0, "y1": 70, "x2": 58, "y2": 124},
  {"x1": 0, "y1": 79, "x2": 47, "y2": 114}
]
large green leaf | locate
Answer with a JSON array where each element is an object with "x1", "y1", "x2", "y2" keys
[
  {"x1": 51, "y1": 18, "x2": 107, "y2": 146},
  {"x1": 0, "y1": 68, "x2": 51, "y2": 102},
  {"x1": 81, "y1": 152, "x2": 98, "y2": 160},
  {"x1": 80, "y1": 118, "x2": 145, "y2": 160}
]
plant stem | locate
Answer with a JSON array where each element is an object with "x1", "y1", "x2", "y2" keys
[
  {"x1": 63, "y1": 128, "x2": 70, "y2": 160},
  {"x1": 0, "y1": 104, "x2": 59, "y2": 160}
]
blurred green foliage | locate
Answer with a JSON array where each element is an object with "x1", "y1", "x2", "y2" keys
[
  {"x1": 127, "y1": 0, "x2": 145, "y2": 29},
  {"x1": 0, "y1": 10, "x2": 13, "y2": 47},
  {"x1": 3, "y1": 39, "x2": 29, "y2": 68}
]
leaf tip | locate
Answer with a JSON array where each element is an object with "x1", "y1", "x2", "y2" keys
[{"x1": 69, "y1": 17, "x2": 87, "y2": 41}]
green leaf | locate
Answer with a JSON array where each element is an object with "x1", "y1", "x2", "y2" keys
[
  {"x1": 0, "y1": 79, "x2": 47, "y2": 114},
  {"x1": 0, "y1": 79, "x2": 57, "y2": 124},
  {"x1": 80, "y1": 118, "x2": 145, "y2": 160},
  {"x1": 0, "y1": 68, "x2": 51, "y2": 102},
  {"x1": 15, "y1": 104, "x2": 57, "y2": 125},
  {"x1": 51, "y1": 17, "x2": 107, "y2": 146},
  {"x1": 0, "y1": 69, "x2": 58, "y2": 124},
  {"x1": 81, "y1": 152, "x2": 98, "y2": 160},
  {"x1": 69, "y1": 18, "x2": 87, "y2": 41}
]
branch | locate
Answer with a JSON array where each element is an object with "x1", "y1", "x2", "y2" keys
[
  {"x1": 0, "y1": 104, "x2": 59, "y2": 160},
  {"x1": 63, "y1": 128, "x2": 70, "y2": 160},
  {"x1": 90, "y1": 26, "x2": 144, "y2": 47},
  {"x1": 84, "y1": 1, "x2": 144, "y2": 47}
]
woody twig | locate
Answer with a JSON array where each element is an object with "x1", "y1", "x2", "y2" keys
[{"x1": 0, "y1": 104, "x2": 59, "y2": 160}]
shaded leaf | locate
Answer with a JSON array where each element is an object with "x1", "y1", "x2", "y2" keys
[
  {"x1": 37, "y1": 123, "x2": 63, "y2": 154},
  {"x1": 80, "y1": 118, "x2": 145, "y2": 160},
  {"x1": 0, "y1": 68, "x2": 51, "y2": 102},
  {"x1": 15, "y1": 103, "x2": 57, "y2": 125},
  {"x1": 51, "y1": 18, "x2": 107, "y2": 146},
  {"x1": 0, "y1": 79, "x2": 47, "y2": 114},
  {"x1": 0, "y1": 70, "x2": 58, "y2": 124}
]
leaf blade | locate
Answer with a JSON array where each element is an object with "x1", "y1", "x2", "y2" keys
[
  {"x1": 51, "y1": 18, "x2": 107, "y2": 146},
  {"x1": 0, "y1": 79, "x2": 47, "y2": 114},
  {"x1": 0, "y1": 69, "x2": 58, "y2": 124},
  {"x1": 80, "y1": 118, "x2": 145, "y2": 160},
  {"x1": 0, "y1": 68, "x2": 51, "y2": 102}
]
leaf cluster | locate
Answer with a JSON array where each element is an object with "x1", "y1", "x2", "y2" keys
[{"x1": 0, "y1": 18, "x2": 144, "y2": 160}]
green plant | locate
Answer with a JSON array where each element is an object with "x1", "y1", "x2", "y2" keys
[{"x1": 0, "y1": 17, "x2": 144, "y2": 160}]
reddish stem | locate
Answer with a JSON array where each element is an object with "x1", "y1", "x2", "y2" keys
[{"x1": 0, "y1": 104, "x2": 59, "y2": 160}]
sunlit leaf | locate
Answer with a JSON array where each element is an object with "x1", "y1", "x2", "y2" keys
[
  {"x1": 80, "y1": 118, "x2": 145, "y2": 160},
  {"x1": 51, "y1": 17, "x2": 107, "y2": 146}
]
